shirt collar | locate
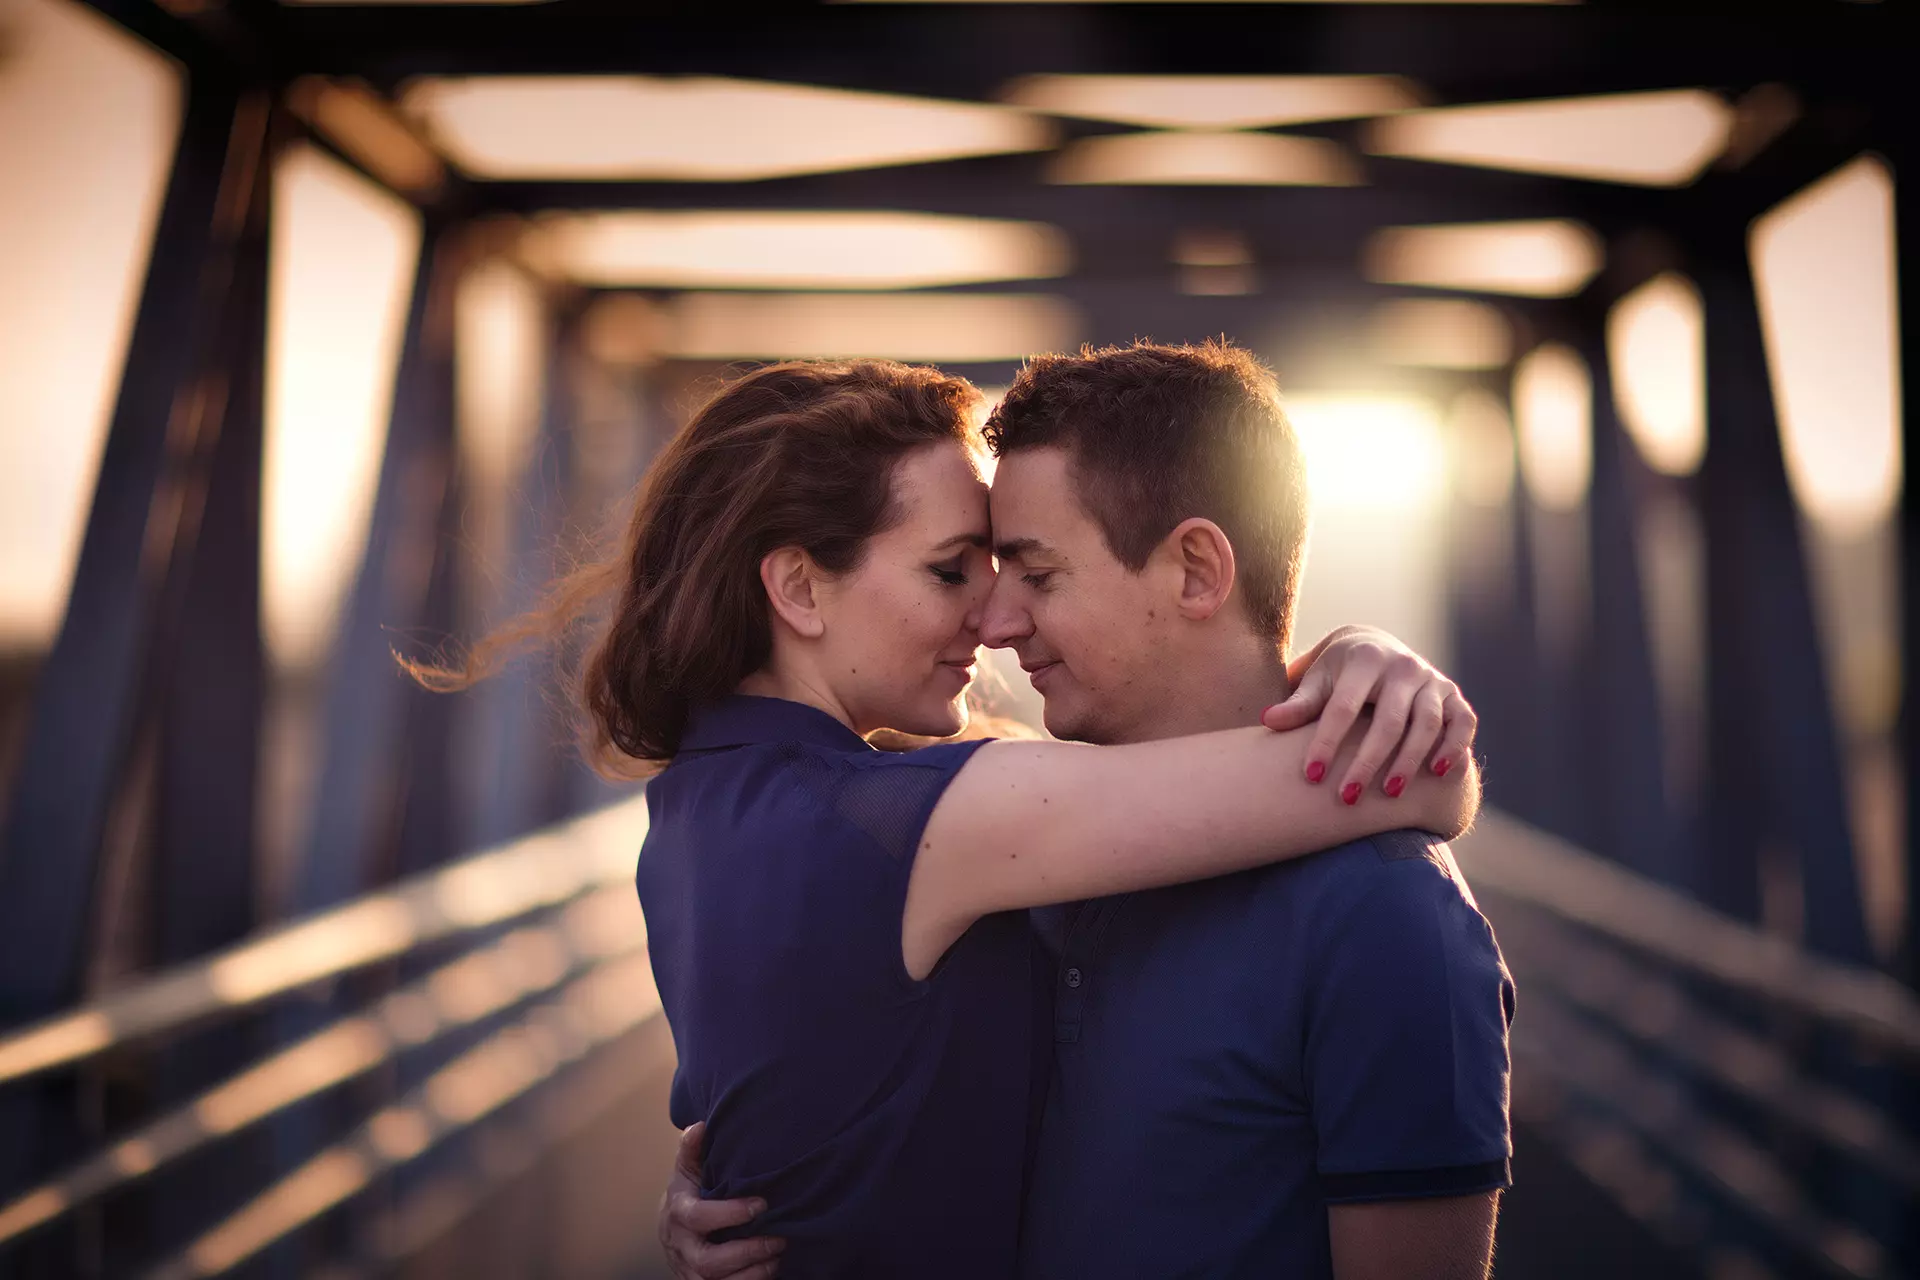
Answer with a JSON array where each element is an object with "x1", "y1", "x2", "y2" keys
[{"x1": 678, "y1": 695, "x2": 873, "y2": 754}]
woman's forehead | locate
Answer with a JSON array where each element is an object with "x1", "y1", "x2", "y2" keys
[{"x1": 890, "y1": 443, "x2": 989, "y2": 537}]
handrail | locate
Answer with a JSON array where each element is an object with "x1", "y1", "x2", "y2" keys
[
  {"x1": 1514, "y1": 998, "x2": 1890, "y2": 1280},
  {"x1": 143, "y1": 950, "x2": 664, "y2": 1280},
  {"x1": 1498, "y1": 904, "x2": 1920, "y2": 1190},
  {"x1": 328, "y1": 1000, "x2": 669, "y2": 1278},
  {"x1": 0, "y1": 886, "x2": 645, "y2": 1246},
  {"x1": 1457, "y1": 810, "x2": 1920, "y2": 1064},
  {"x1": 0, "y1": 795, "x2": 649, "y2": 1085}
]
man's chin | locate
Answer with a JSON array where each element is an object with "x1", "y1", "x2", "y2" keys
[{"x1": 1041, "y1": 699, "x2": 1103, "y2": 746}]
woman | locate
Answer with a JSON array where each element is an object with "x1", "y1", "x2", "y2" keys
[{"x1": 416, "y1": 359, "x2": 1476, "y2": 1277}]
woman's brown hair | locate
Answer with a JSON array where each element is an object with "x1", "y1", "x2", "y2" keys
[{"x1": 404, "y1": 359, "x2": 983, "y2": 769}]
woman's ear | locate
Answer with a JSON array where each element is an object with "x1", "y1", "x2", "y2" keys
[
  {"x1": 1165, "y1": 517, "x2": 1236, "y2": 621},
  {"x1": 760, "y1": 547, "x2": 826, "y2": 639}
]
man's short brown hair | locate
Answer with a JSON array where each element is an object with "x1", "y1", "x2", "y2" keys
[{"x1": 982, "y1": 339, "x2": 1309, "y2": 652}]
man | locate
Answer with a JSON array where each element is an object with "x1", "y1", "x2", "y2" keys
[{"x1": 663, "y1": 341, "x2": 1514, "y2": 1279}]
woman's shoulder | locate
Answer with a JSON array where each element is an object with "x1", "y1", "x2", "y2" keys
[{"x1": 651, "y1": 736, "x2": 980, "y2": 857}]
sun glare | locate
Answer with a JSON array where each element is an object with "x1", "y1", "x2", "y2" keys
[
  {"x1": 456, "y1": 260, "x2": 548, "y2": 495},
  {"x1": 0, "y1": 0, "x2": 180, "y2": 650},
  {"x1": 263, "y1": 147, "x2": 423, "y2": 669},
  {"x1": 1364, "y1": 220, "x2": 1604, "y2": 297},
  {"x1": 1285, "y1": 394, "x2": 1453, "y2": 669},
  {"x1": 1751, "y1": 156, "x2": 1902, "y2": 534},
  {"x1": 1608, "y1": 272, "x2": 1706, "y2": 477},
  {"x1": 1368, "y1": 298, "x2": 1513, "y2": 370},
  {"x1": 1003, "y1": 75, "x2": 1420, "y2": 130},
  {"x1": 1367, "y1": 90, "x2": 1732, "y2": 187},
  {"x1": 1286, "y1": 395, "x2": 1450, "y2": 513},
  {"x1": 527, "y1": 211, "x2": 1069, "y2": 291},
  {"x1": 1513, "y1": 343, "x2": 1592, "y2": 511},
  {"x1": 1049, "y1": 131, "x2": 1361, "y2": 186},
  {"x1": 654, "y1": 292, "x2": 1080, "y2": 362},
  {"x1": 402, "y1": 76, "x2": 1052, "y2": 181}
]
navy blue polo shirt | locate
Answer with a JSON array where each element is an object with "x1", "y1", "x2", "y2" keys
[
  {"x1": 1021, "y1": 830, "x2": 1514, "y2": 1280},
  {"x1": 636, "y1": 696, "x2": 1037, "y2": 1278}
]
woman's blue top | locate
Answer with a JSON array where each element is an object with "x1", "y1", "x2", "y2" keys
[{"x1": 637, "y1": 696, "x2": 1038, "y2": 1277}]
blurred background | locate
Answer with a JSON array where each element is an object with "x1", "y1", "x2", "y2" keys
[{"x1": 0, "y1": 0, "x2": 1913, "y2": 1276}]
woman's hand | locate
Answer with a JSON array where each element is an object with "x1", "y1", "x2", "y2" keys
[{"x1": 1262, "y1": 626, "x2": 1476, "y2": 801}]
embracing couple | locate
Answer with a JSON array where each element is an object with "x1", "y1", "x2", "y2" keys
[{"x1": 438, "y1": 340, "x2": 1513, "y2": 1278}]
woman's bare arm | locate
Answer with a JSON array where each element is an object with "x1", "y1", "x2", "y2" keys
[{"x1": 900, "y1": 722, "x2": 1478, "y2": 978}]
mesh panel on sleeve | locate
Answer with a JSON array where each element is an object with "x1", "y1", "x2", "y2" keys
[
  {"x1": 835, "y1": 762, "x2": 959, "y2": 862},
  {"x1": 774, "y1": 744, "x2": 967, "y2": 863}
]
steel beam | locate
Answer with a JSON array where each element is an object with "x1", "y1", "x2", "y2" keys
[
  {"x1": 0, "y1": 80, "x2": 272, "y2": 1279},
  {"x1": 1695, "y1": 239, "x2": 1869, "y2": 961},
  {"x1": 388, "y1": 340, "x2": 466, "y2": 883},
  {"x1": 286, "y1": 227, "x2": 458, "y2": 915},
  {"x1": 1892, "y1": 114, "x2": 1920, "y2": 994},
  {"x1": 266, "y1": 223, "x2": 457, "y2": 1274},
  {"x1": 137, "y1": 92, "x2": 279, "y2": 1269},
  {"x1": 262, "y1": 3, "x2": 1894, "y2": 103},
  {"x1": 469, "y1": 305, "x2": 583, "y2": 850},
  {"x1": 0, "y1": 81, "x2": 265, "y2": 1028},
  {"x1": 1572, "y1": 311, "x2": 1675, "y2": 882},
  {"x1": 1442, "y1": 375, "x2": 1546, "y2": 834},
  {"x1": 468, "y1": 154, "x2": 1663, "y2": 237}
]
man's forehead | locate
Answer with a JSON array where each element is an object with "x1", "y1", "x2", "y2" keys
[
  {"x1": 989, "y1": 449, "x2": 1073, "y2": 510},
  {"x1": 990, "y1": 452, "x2": 1090, "y2": 558}
]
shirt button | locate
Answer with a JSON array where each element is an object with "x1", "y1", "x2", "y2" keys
[{"x1": 1064, "y1": 967, "x2": 1083, "y2": 989}]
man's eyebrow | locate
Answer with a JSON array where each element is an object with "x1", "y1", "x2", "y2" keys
[
  {"x1": 932, "y1": 532, "x2": 990, "y2": 551},
  {"x1": 994, "y1": 537, "x2": 1050, "y2": 560}
]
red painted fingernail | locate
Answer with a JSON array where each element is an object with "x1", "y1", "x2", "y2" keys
[
  {"x1": 1385, "y1": 775, "x2": 1406, "y2": 798},
  {"x1": 1433, "y1": 756, "x2": 1451, "y2": 777},
  {"x1": 1306, "y1": 760, "x2": 1327, "y2": 784},
  {"x1": 1341, "y1": 781, "x2": 1361, "y2": 806}
]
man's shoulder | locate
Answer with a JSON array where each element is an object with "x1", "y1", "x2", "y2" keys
[
  {"x1": 1108, "y1": 831, "x2": 1470, "y2": 948},
  {"x1": 1185, "y1": 831, "x2": 1490, "y2": 967},
  {"x1": 1242, "y1": 828, "x2": 1465, "y2": 900}
]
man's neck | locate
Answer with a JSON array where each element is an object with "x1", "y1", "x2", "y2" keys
[{"x1": 1118, "y1": 644, "x2": 1292, "y2": 743}]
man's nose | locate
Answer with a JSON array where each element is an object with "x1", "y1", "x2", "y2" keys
[{"x1": 980, "y1": 582, "x2": 1033, "y2": 649}]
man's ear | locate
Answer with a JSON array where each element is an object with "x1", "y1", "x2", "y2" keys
[
  {"x1": 1164, "y1": 517, "x2": 1236, "y2": 622},
  {"x1": 760, "y1": 546, "x2": 826, "y2": 639}
]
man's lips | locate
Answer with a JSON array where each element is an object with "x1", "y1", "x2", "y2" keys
[{"x1": 1022, "y1": 660, "x2": 1061, "y2": 688}]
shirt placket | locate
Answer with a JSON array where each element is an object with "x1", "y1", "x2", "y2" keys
[{"x1": 1052, "y1": 895, "x2": 1128, "y2": 1043}]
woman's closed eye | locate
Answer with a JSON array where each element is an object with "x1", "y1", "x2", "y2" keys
[{"x1": 930, "y1": 558, "x2": 970, "y2": 586}]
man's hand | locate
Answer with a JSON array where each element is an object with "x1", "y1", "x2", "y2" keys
[
  {"x1": 1328, "y1": 1193, "x2": 1500, "y2": 1280},
  {"x1": 658, "y1": 1122, "x2": 786, "y2": 1279},
  {"x1": 1265, "y1": 626, "x2": 1477, "y2": 801}
]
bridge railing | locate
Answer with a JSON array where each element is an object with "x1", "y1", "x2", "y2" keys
[
  {"x1": 1460, "y1": 811, "x2": 1920, "y2": 1280},
  {"x1": 0, "y1": 796, "x2": 661, "y2": 1279},
  {"x1": 5, "y1": 803, "x2": 1916, "y2": 1278}
]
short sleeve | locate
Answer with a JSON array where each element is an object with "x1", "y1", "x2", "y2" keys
[
  {"x1": 750, "y1": 738, "x2": 998, "y2": 996},
  {"x1": 832, "y1": 739, "x2": 994, "y2": 862},
  {"x1": 1306, "y1": 841, "x2": 1515, "y2": 1202}
]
